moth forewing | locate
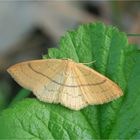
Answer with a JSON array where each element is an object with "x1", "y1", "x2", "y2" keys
[{"x1": 7, "y1": 59, "x2": 123, "y2": 110}]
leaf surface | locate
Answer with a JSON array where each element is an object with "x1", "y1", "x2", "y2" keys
[{"x1": 0, "y1": 22, "x2": 140, "y2": 139}]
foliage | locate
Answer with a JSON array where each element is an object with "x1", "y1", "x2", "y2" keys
[{"x1": 0, "y1": 22, "x2": 140, "y2": 139}]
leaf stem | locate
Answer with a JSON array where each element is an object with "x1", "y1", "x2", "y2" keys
[
  {"x1": 127, "y1": 34, "x2": 140, "y2": 37},
  {"x1": 9, "y1": 89, "x2": 31, "y2": 106}
]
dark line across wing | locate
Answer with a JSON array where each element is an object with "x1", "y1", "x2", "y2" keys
[{"x1": 27, "y1": 63, "x2": 107, "y2": 87}]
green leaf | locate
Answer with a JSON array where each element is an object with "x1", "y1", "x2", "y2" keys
[
  {"x1": 0, "y1": 22, "x2": 140, "y2": 139},
  {"x1": 9, "y1": 89, "x2": 31, "y2": 106},
  {"x1": 109, "y1": 54, "x2": 140, "y2": 139},
  {"x1": 0, "y1": 99, "x2": 96, "y2": 140}
]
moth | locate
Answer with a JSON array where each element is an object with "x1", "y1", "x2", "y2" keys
[{"x1": 7, "y1": 59, "x2": 123, "y2": 110}]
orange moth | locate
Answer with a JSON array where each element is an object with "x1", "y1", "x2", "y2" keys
[{"x1": 7, "y1": 59, "x2": 123, "y2": 110}]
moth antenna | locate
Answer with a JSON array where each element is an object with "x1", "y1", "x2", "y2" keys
[{"x1": 80, "y1": 60, "x2": 96, "y2": 65}]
